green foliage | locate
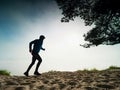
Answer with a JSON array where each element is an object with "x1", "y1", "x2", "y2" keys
[
  {"x1": 106, "y1": 66, "x2": 120, "y2": 70},
  {"x1": 83, "y1": 68, "x2": 89, "y2": 72},
  {"x1": 0, "y1": 70, "x2": 10, "y2": 76},
  {"x1": 55, "y1": 0, "x2": 120, "y2": 47},
  {"x1": 76, "y1": 66, "x2": 120, "y2": 72},
  {"x1": 90, "y1": 68, "x2": 99, "y2": 72},
  {"x1": 76, "y1": 68, "x2": 99, "y2": 72}
]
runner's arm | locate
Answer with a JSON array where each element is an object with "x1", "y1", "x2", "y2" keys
[
  {"x1": 29, "y1": 40, "x2": 35, "y2": 53},
  {"x1": 41, "y1": 47, "x2": 45, "y2": 51}
]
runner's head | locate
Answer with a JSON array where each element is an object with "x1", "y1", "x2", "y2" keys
[{"x1": 39, "y1": 35, "x2": 45, "y2": 40}]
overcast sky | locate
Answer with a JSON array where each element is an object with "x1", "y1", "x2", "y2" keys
[{"x1": 0, "y1": 0, "x2": 120, "y2": 75}]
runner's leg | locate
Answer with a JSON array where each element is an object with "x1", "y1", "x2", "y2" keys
[
  {"x1": 34, "y1": 54, "x2": 42, "y2": 74},
  {"x1": 26, "y1": 55, "x2": 36, "y2": 73}
]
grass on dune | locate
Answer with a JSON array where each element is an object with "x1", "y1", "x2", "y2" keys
[
  {"x1": 0, "y1": 70, "x2": 10, "y2": 76},
  {"x1": 76, "y1": 66, "x2": 120, "y2": 73}
]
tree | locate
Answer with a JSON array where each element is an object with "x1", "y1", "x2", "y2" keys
[{"x1": 55, "y1": 0, "x2": 120, "y2": 48}]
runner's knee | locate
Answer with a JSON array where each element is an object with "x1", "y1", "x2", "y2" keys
[
  {"x1": 38, "y1": 59, "x2": 42, "y2": 63},
  {"x1": 30, "y1": 62, "x2": 35, "y2": 65}
]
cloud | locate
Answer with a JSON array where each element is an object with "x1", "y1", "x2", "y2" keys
[
  {"x1": 0, "y1": 0, "x2": 57, "y2": 41},
  {"x1": 0, "y1": 0, "x2": 55, "y2": 19}
]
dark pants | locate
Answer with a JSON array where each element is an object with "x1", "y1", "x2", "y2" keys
[{"x1": 26, "y1": 52, "x2": 42, "y2": 73}]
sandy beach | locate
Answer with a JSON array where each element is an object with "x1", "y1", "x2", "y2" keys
[{"x1": 0, "y1": 70, "x2": 120, "y2": 90}]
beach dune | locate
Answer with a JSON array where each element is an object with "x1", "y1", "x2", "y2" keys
[{"x1": 0, "y1": 71, "x2": 120, "y2": 90}]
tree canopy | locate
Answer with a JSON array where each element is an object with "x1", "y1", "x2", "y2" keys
[{"x1": 55, "y1": 0, "x2": 120, "y2": 48}]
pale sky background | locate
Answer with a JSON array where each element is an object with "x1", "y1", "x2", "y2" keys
[{"x1": 0, "y1": 0, "x2": 120, "y2": 75}]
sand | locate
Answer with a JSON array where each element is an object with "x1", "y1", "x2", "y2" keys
[{"x1": 0, "y1": 70, "x2": 120, "y2": 90}]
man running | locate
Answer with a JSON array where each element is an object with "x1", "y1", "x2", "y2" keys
[{"x1": 24, "y1": 35, "x2": 45, "y2": 76}]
